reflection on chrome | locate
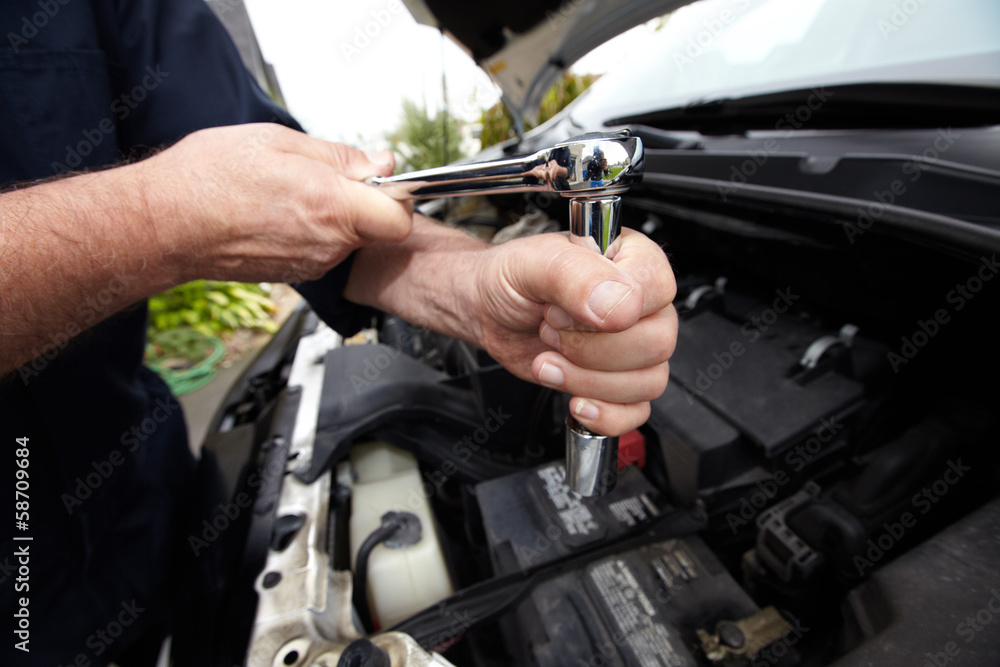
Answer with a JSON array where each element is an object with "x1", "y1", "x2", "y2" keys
[
  {"x1": 369, "y1": 131, "x2": 643, "y2": 200},
  {"x1": 566, "y1": 416, "x2": 619, "y2": 498},
  {"x1": 570, "y1": 195, "x2": 621, "y2": 256}
]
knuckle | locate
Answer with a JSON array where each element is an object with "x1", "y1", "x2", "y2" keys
[
  {"x1": 566, "y1": 331, "x2": 586, "y2": 350},
  {"x1": 547, "y1": 245, "x2": 584, "y2": 281}
]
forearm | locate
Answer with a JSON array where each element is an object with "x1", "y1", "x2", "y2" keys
[
  {"x1": 343, "y1": 215, "x2": 489, "y2": 344},
  {"x1": 0, "y1": 166, "x2": 178, "y2": 376}
]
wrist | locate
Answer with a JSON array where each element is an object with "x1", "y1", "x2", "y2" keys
[
  {"x1": 345, "y1": 216, "x2": 491, "y2": 344},
  {"x1": 123, "y1": 159, "x2": 191, "y2": 289},
  {"x1": 464, "y1": 243, "x2": 500, "y2": 349}
]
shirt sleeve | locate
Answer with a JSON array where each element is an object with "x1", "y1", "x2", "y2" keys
[
  {"x1": 94, "y1": 0, "x2": 376, "y2": 335},
  {"x1": 291, "y1": 254, "x2": 378, "y2": 337}
]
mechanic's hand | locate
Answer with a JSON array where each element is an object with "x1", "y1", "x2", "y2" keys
[
  {"x1": 134, "y1": 123, "x2": 413, "y2": 283},
  {"x1": 475, "y1": 228, "x2": 677, "y2": 436}
]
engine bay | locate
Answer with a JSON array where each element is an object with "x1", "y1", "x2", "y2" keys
[{"x1": 192, "y1": 188, "x2": 1000, "y2": 667}]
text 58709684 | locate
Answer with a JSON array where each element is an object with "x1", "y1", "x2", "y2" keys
[{"x1": 13, "y1": 436, "x2": 31, "y2": 653}]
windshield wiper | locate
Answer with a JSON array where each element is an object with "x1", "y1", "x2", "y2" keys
[{"x1": 608, "y1": 83, "x2": 1000, "y2": 135}]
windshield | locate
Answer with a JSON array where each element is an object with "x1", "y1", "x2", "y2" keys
[{"x1": 570, "y1": 0, "x2": 1000, "y2": 127}]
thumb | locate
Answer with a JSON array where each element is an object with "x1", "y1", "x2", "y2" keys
[
  {"x1": 337, "y1": 176, "x2": 414, "y2": 243},
  {"x1": 507, "y1": 236, "x2": 643, "y2": 332}
]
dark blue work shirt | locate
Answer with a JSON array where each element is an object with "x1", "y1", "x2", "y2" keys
[{"x1": 0, "y1": 1, "x2": 369, "y2": 663}]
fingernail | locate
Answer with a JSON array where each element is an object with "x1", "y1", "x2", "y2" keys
[
  {"x1": 574, "y1": 399, "x2": 600, "y2": 420},
  {"x1": 538, "y1": 362, "x2": 564, "y2": 387},
  {"x1": 546, "y1": 305, "x2": 574, "y2": 330},
  {"x1": 589, "y1": 281, "x2": 633, "y2": 322},
  {"x1": 539, "y1": 324, "x2": 560, "y2": 349},
  {"x1": 365, "y1": 150, "x2": 394, "y2": 167}
]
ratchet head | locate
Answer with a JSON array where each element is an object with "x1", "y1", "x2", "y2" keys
[
  {"x1": 547, "y1": 130, "x2": 645, "y2": 197},
  {"x1": 368, "y1": 130, "x2": 644, "y2": 200}
]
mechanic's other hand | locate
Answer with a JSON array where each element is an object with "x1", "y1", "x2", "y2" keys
[
  {"x1": 135, "y1": 123, "x2": 413, "y2": 283},
  {"x1": 475, "y1": 228, "x2": 677, "y2": 436}
]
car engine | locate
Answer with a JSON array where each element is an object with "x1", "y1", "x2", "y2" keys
[{"x1": 186, "y1": 176, "x2": 1000, "y2": 667}]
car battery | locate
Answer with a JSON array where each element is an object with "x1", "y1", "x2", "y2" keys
[
  {"x1": 476, "y1": 461, "x2": 663, "y2": 575},
  {"x1": 477, "y1": 463, "x2": 795, "y2": 666},
  {"x1": 505, "y1": 537, "x2": 767, "y2": 666}
]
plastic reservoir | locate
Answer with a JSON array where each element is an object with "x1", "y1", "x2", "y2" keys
[{"x1": 348, "y1": 441, "x2": 453, "y2": 629}]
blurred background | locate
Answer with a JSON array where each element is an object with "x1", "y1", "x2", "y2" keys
[{"x1": 239, "y1": 0, "x2": 663, "y2": 155}]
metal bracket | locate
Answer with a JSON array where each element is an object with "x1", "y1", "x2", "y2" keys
[
  {"x1": 799, "y1": 323, "x2": 859, "y2": 370},
  {"x1": 683, "y1": 277, "x2": 727, "y2": 310}
]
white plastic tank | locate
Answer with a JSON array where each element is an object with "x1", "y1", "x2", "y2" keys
[{"x1": 348, "y1": 441, "x2": 454, "y2": 629}]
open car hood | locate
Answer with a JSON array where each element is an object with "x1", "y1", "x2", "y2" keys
[{"x1": 402, "y1": 0, "x2": 691, "y2": 127}]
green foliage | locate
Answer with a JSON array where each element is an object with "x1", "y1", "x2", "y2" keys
[
  {"x1": 147, "y1": 280, "x2": 278, "y2": 340},
  {"x1": 480, "y1": 72, "x2": 599, "y2": 149},
  {"x1": 388, "y1": 99, "x2": 466, "y2": 171},
  {"x1": 146, "y1": 328, "x2": 224, "y2": 367},
  {"x1": 145, "y1": 327, "x2": 226, "y2": 395},
  {"x1": 538, "y1": 72, "x2": 599, "y2": 127},
  {"x1": 480, "y1": 102, "x2": 516, "y2": 153}
]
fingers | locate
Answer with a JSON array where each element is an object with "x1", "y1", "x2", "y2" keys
[
  {"x1": 568, "y1": 397, "x2": 651, "y2": 438},
  {"x1": 268, "y1": 124, "x2": 397, "y2": 180},
  {"x1": 504, "y1": 236, "x2": 644, "y2": 333},
  {"x1": 531, "y1": 352, "x2": 669, "y2": 405},
  {"x1": 530, "y1": 347, "x2": 667, "y2": 436},
  {"x1": 263, "y1": 128, "x2": 411, "y2": 245},
  {"x1": 277, "y1": 130, "x2": 411, "y2": 242},
  {"x1": 540, "y1": 305, "x2": 677, "y2": 371}
]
